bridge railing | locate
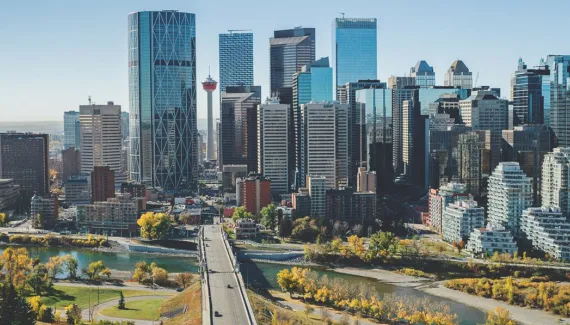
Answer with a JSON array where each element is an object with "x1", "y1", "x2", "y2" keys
[
  {"x1": 199, "y1": 227, "x2": 213, "y2": 325},
  {"x1": 221, "y1": 227, "x2": 258, "y2": 325}
]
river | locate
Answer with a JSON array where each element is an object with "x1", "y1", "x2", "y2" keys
[{"x1": 241, "y1": 261, "x2": 486, "y2": 325}]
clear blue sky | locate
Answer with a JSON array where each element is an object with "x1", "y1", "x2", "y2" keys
[{"x1": 1, "y1": 0, "x2": 569, "y2": 122}]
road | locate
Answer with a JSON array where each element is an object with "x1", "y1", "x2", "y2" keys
[{"x1": 203, "y1": 225, "x2": 250, "y2": 325}]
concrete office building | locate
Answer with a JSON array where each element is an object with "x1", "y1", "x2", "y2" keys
[
  {"x1": 547, "y1": 55, "x2": 570, "y2": 147},
  {"x1": 429, "y1": 93, "x2": 462, "y2": 122},
  {"x1": 64, "y1": 177, "x2": 91, "y2": 205},
  {"x1": 301, "y1": 102, "x2": 349, "y2": 188},
  {"x1": 511, "y1": 58, "x2": 550, "y2": 125},
  {"x1": 357, "y1": 167, "x2": 376, "y2": 193},
  {"x1": 444, "y1": 60, "x2": 473, "y2": 89},
  {"x1": 62, "y1": 147, "x2": 81, "y2": 183},
  {"x1": 219, "y1": 31, "x2": 254, "y2": 93},
  {"x1": 541, "y1": 147, "x2": 570, "y2": 216},
  {"x1": 64, "y1": 111, "x2": 80, "y2": 149},
  {"x1": 76, "y1": 193, "x2": 139, "y2": 236},
  {"x1": 410, "y1": 60, "x2": 435, "y2": 88},
  {"x1": 391, "y1": 85, "x2": 417, "y2": 174},
  {"x1": 0, "y1": 133, "x2": 49, "y2": 199},
  {"x1": 79, "y1": 102, "x2": 124, "y2": 186},
  {"x1": 257, "y1": 100, "x2": 289, "y2": 195},
  {"x1": 0, "y1": 179, "x2": 19, "y2": 211},
  {"x1": 128, "y1": 11, "x2": 198, "y2": 191},
  {"x1": 307, "y1": 175, "x2": 327, "y2": 218},
  {"x1": 487, "y1": 162, "x2": 532, "y2": 237},
  {"x1": 219, "y1": 86, "x2": 261, "y2": 173},
  {"x1": 91, "y1": 166, "x2": 115, "y2": 203},
  {"x1": 325, "y1": 187, "x2": 376, "y2": 225},
  {"x1": 502, "y1": 125, "x2": 553, "y2": 205},
  {"x1": 428, "y1": 182, "x2": 469, "y2": 234},
  {"x1": 442, "y1": 199, "x2": 484, "y2": 243},
  {"x1": 467, "y1": 223, "x2": 518, "y2": 256},
  {"x1": 521, "y1": 207, "x2": 570, "y2": 261},
  {"x1": 460, "y1": 90, "x2": 509, "y2": 170}
]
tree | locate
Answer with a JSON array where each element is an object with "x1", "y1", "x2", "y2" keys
[
  {"x1": 351, "y1": 224, "x2": 363, "y2": 236},
  {"x1": 0, "y1": 283, "x2": 36, "y2": 325},
  {"x1": 118, "y1": 291, "x2": 125, "y2": 310},
  {"x1": 276, "y1": 269, "x2": 296, "y2": 297},
  {"x1": 278, "y1": 218, "x2": 293, "y2": 239},
  {"x1": 232, "y1": 206, "x2": 253, "y2": 222},
  {"x1": 485, "y1": 307, "x2": 516, "y2": 325},
  {"x1": 65, "y1": 304, "x2": 82, "y2": 325},
  {"x1": 137, "y1": 212, "x2": 171, "y2": 240},
  {"x1": 133, "y1": 262, "x2": 151, "y2": 284},
  {"x1": 85, "y1": 261, "x2": 105, "y2": 280},
  {"x1": 175, "y1": 272, "x2": 193, "y2": 288},
  {"x1": 100, "y1": 268, "x2": 112, "y2": 280},
  {"x1": 303, "y1": 302, "x2": 314, "y2": 318},
  {"x1": 291, "y1": 217, "x2": 319, "y2": 242},
  {"x1": 62, "y1": 255, "x2": 78, "y2": 279},
  {"x1": 26, "y1": 263, "x2": 51, "y2": 295},
  {"x1": 0, "y1": 247, "x2": 33, "y2": 291},
  {"x1": 366, "y1": 231, "x2": 397, "y2": 261},
  {"x1": 260, "y1": 204, "x2": 278, "y2": 232},
  {"x1": 0, "y1": 212, "x2": 7, "y2": 226},
  {"x1": 35, "y1": 214, "x2": 44, "y2": 229},
  {"x1": 45, "y1": 255, "x2": 63, "y2": 278},
  {"x1": 152, "y1": 266, "x2": 169, "y2": 286}
]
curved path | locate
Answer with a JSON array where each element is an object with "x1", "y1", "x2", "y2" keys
[{"x1": 83, "y1": 295, "x2": 172, "y2": 325}]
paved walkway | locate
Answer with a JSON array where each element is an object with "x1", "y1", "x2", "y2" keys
[
  {"x1": 83, "y1": 295, "x2": 172, "y2": 325},
  {"x1": 54, "y1": 281, "x2": 176, "y2": 293}
]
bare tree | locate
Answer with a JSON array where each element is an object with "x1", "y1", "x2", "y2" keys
[{"x1": 352, "y1": 224, "x2": 363, "y2": 236}]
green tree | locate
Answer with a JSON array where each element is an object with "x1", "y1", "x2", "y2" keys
[
  {"x1": 290, "y1": 217, "x2": 319, "y2": 242},
  {"x1": 118, "y1": 291, "x2": 125, "y2": 310},
  {"x1": 26, "y1": 263, "x2": 51, "y2": 295},
  {"x1": 137, "y1": 212, "x2": 171, "y2": 240},
  {"x1": 85, "y1": 260, "x2": 105, "y2": 280},
  {"x1": 260, "y1": 204, "x2": 278, "y2": 232},
  {"x1": 65, "y1": 304, "x2": 82, "y2": 325},
  {"x1": 0, "y1": 283, "x2": 37, "y2": 325},
  {"x1": 278, "y1": 218, "x2": 293, "y2": 239},
  {"x1": 62, "y1": 255, "x2": 78, "y2": 279},
  {"x1": 232, "y1": 206, "x2": 253, "y2": 222},
  {"x1": 366, "y1": 231, "x2": 397, "y2": 260}
]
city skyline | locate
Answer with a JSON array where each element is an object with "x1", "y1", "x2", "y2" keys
[{"x1": 2, "y1": 0, "x2": 570, "y2": 122}]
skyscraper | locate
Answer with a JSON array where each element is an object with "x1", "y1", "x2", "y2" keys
[
  {"x1": 219, "y1": 86, "x2": 261, "y2": 173},
  {"x1": 410, "y1": 60, "x2": 436, "y2": 88},
  {"x1": 541, "y1": 147, "x2": 570, "y2": 217},
  {"x1": 0, "y1": 133, "x2": 49, "y2": 200},
  {"x1": 332, "y1": 18, "x2": 377, "y2": 91},
  {"x1": 219, "y1": 31, "x2": 254, "y2": 92},
  {"x1": 120, "y1": 111, "x2": 129, "y2": 141},
  {"x1": 511, "y1": 58, "x2": 550, "y2": 126},
  {"x1": 202, "y1": 74, "x2": 217, "y2": 161},
  {"x1": 257, "y1": 99, "x2": 289, "y2": 195},
  {"x1": 128, "y1": 11, "x2": 197, "y2": 191},
  {"x1": 547, "y1": 55, "x2": 570, "y2": 147},
  {"x1": 270, "y1": 27, "x2": 315, "y2": 105},
  {"x1": 79, "y1": 102, "x2": 124, "y2": 186},
  {"x1": 64, "y1": 111, "x2": 80, "y2": 150},
  {"x1": 444, "y1": 60, "x2": 473, "y2": 89}
]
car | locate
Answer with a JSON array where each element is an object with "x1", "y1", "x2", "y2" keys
[
  {"x1": 176, "y1": 287, "x2": 184, "y2": 292},
  {"x1": 226, "y1": 284, "x2": 232, "y2": 289},
  {"x1": 214, "y1": 311, "x2": 221, "y2": 317}
]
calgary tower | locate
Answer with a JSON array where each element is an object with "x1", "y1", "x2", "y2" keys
[{"x1": 202, "y1": 71, "x2": 217, "y2": 162}]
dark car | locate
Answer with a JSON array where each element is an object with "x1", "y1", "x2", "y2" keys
[
  {"x1": 176, "y1": 288, "x2": 184, "y2": 292},
  {"x1": 214, "y1": 311, "x2": 221, "y2": 317}
]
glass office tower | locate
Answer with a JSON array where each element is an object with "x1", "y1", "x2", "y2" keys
[
  {"x1": 547, "y1": 55, "x2": 570, "y2": 147},
  {"x1": 511, "y1": 58, "x2": 550, "y2": 126},
  {"x1": 332, "y1": 18, "x2": 377, "y2": 90},
  {"x1": 219, "y1": 32, "x2": 254, "y2": 92},
  {"x1": 63, "y1": 111, "x2": 80, "y2": 149},
  {"x1": 410, "y1": 60, "x2": 436, "y2": 88},
  {"x1": 128, "y1": 11, "x2": 197, "y2": 191}
]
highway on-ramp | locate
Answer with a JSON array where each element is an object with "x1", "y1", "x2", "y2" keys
[{"x1": 203, "y1": 225, "x2": 250, "y2": 325}]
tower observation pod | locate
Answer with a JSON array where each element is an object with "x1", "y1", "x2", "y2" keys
[{"x1": 202, "y1": 73, "x2": 217, "y2": 162}]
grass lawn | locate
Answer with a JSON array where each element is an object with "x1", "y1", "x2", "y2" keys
[
  {"x1": 99, "y1": 298, "x2": 166, "y2": 321},
  {"x1": 159, "y1": 281, "x2": 201, "y2": 325},
  {"x1": 249, "y1": 290, "x2": 329, "y2": 325},
  {"x1": 40, "y1": 285, "x2": 160, "y2": 309}
]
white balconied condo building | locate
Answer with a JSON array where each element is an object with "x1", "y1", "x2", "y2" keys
[
  {"x1": 442, "y1": 199, "x2": 484, "y2": 243},
  {"x1": 521, "y1": 207, "x2": 570, "y2": 261},
  {"x1": 428, "y1": 182, "x2": 470, "y2": 234},
  {"x1": 541, "y1": 147, "x2": 570, "y2": 217},
  {"x1": 487, "y1": 162, "x2": 532, "y2": 237},
  {"x1": 467, "y1": 223, "x2": 518, "y2": 256}
]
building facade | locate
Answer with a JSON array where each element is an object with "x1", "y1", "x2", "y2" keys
[
  {"x1": 444, "y1": 60, "x2": 473, "y2": 89},
  {"x1": 91, "y1": 166, "x2": 115, "y2": 203},
  {"x1": 292, "y1": 187, "x2": 311, "y2": 218},
  {"x1": 442, "y1": 199, "x2": 485, "y2": 243},
  {"x1": 128, "y1": 11, "x2": 198, "y2": 191},
  {"x1": 30, "y1": 194, "x2": 58, "y2": 229},
  {"x1": 511, "y1": 58, "x2": 550, "y2": 125},
  {"x1": 428, "y1": 182, "x2": 469, "y2": 233},
  {"x1": 64, "y1": 177, "x2": 91, "y2": 205},
  {"x1": 238, "y1": 174, "x2": 271, "y2": 216},
  {"x1": 410, "y1": 60, "x2": 435, "y2": 88},
  {"x1": 76, "y1": 194, "x2": 139, "y2": 236},
  {"x1": 307, "y1": 175, "x2": 327, "y2": 218},
  {"x1": 487, "y1": 162, "x2": 532, "y2": 237},
  {"x1": 219, "y1": 31, "x2": 254, "y2": 92},
  {"x1": 467, "y1": 223, "x2": 518, "y2": 256},
  {"x1": 0, "y1": 179, "x2": 20, "y2": 211},
  {"x1": 357, "y1": 167, "x2": 376, "y2": 193},
  {"x1": 64, "y1": 111, "x2": 80, "y2": 150},
  {"x1": 521, "y1": 207, "x2": 570, "y2": 260},
  {"x1": 62, "y1": 147, "x2": 81, "y2": 183},
  {"x1": 541, "y1": 147, "x2": 570, "y2": 216},
  {"x1": 325, "y1": 187, "x2": 376, "y2": 225},
  {"x1": 547, "y1": 55, "x2": 570, "y2": 147},
  {"x1": 0, "y1": 133, "x2": 49, "y2": 199}
]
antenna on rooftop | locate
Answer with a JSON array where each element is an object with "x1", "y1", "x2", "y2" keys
[
  {"x1": 88, "y1": 95, "x2": 92, "y2": 105},
  {"x1": 339, "y1": 12, "x2": 345, "y2": 18}
]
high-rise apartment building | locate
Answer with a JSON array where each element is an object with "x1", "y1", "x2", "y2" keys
[
  {"x1": 428, "y1": 182, "x2": 469, "y2": 233},
  {"x1": 79, "y1": 102, "x2": 124, "y2": 186},
  {"x1": 332, "y1": 18, "x2": 377, "y2": 91},
  {"x1": 64, "y1": 177, "x2": 91, "y2": 205},
  {"x1": 270, "y1": 27, "x2": 315, "y2": 105},
  {"x1": 547, "y1": 55, "x2": 570, "y2": 147},
  {"x1": 391, "y1": 85, "x2": 417, "y2": 174},
  {"x1": 444, "y1": 60, "x2": 473, "y2": 89},
  {"x1": 237, "y1": 174, "x2": 271, "y2": 216},
  {"x1": 487, "y1": 162, "x2": 532, "y2": 237},
  {"x1": 325, "y1": 187, "x2": 376, "y2": 225},
  {"x1": 467, "y1": 223, "x2": 518, "y2": 256},
  {"x1": 91, "y1": 166, "x2": 115, "y2": 203},
  {"x1": 257, "y1": 100, "x2": 289, "y2": 195},
  {"x1": 128, "y1": 11, "x2": 198, "y2": 191},
  {"x1": 0, "y1": 133, "x2": 49, "y2": 199},
  {"x1": 357, "y1": 167, "x2": 376, "y2": 193},
  {"x1": 64, "y1": 111, "x2": 80, "y2": 150},
  {"x1": 502, "y1": 125, "x2": 553, "y2": 205},
  {"x1": 511, "y1": 58, "x2": 550, "y2": 125},
  {"x1": 541, "y1": 147, "x2": 570, "y2": 216},
  {"x1": 61, "y1": 147, "x2": 80, "y2": 182},
  {"x1": 410, "y1": 61, "x2": 435, "y2": 88},
  {"x1": 442, "y1": 199, "x2": 484, "y2": 243},
  {"x1": 521, "y1": 207, "x2": 570, "y2": 261},
  {"x1": 219, "y1": 86, "x2": 261, "y2": 173},
  {"x1": 307, "y1": 175, "x2": 327, "y2": 218},
  {"x1": 460, "y1": 90, "x2": 509, "y2": 170},
  {"x1": 219, "y1": 31, "x2": 254, "y2": 92},
  {"x1": 300, "y1": 103, "x2": 349, "y2": 188}
]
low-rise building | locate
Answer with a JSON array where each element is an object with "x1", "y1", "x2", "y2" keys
[
  {"x1": 0, "y1": 179, "x2": 20, "y2": 211},
  {"x1": 442, "y1": 199, "x2": 484, "y2": 243},
  {"x1": 467, "y1": 223, "x2": 518, "y2": 257},
  {"x1": 76, "y1": 193, "x2": 139, "y2": 236},
  {"x1": 428, "y1": 182, "x2": 469, "y2": 233},
  {"x1": 30, "y1": 194, "x2": 58, "y2": 229},
  {"x1": 325, "y1": 187, "x2": 376, "y2": 225},
  {"x1": 520, "y1": 207, "x2": 570, "y2": 260},
  {"x1": 292, "y1": 188, "x2": 311, "y2": 218},
  {"x1": 238, "y1": 173, "x2": 271, "y2": 216},
  {"x1": 64, "y1": 177, "x2": 91, "y2": 205},
  {"x1": 235, "y1": 218, "x2": 258, "y2": 239}
]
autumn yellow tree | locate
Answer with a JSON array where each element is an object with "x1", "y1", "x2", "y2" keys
[
  {"x1": 485, "y1": 307, "x2": 516, "y2": 325},
  {"x1": 0, "y1": 212, "x2": 7, "y2": 226},
  {"x1": 137, "y1": 212, "x2": 171, "y2": 240}
]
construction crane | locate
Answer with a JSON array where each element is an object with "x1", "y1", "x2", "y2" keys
[{"x1": 228, "y1": 29, "x2": 252, "y2": 34}]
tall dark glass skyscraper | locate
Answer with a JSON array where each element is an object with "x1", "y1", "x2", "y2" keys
[
  {"x1": 511, "y1": 58, "x2": 550, "y2": 126},
  {"x1": 128, "y1": 11, "x2": 197, "y2": 191},
  {"x1": 219, "y1": 32, "x2": 253, "y2": 93},
  {"x1": 332, "y1": 18, "x2": 377, "y2": 91},
  {"x1": 547, "y1": 55, "x2": 570, "y2": 147}
]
